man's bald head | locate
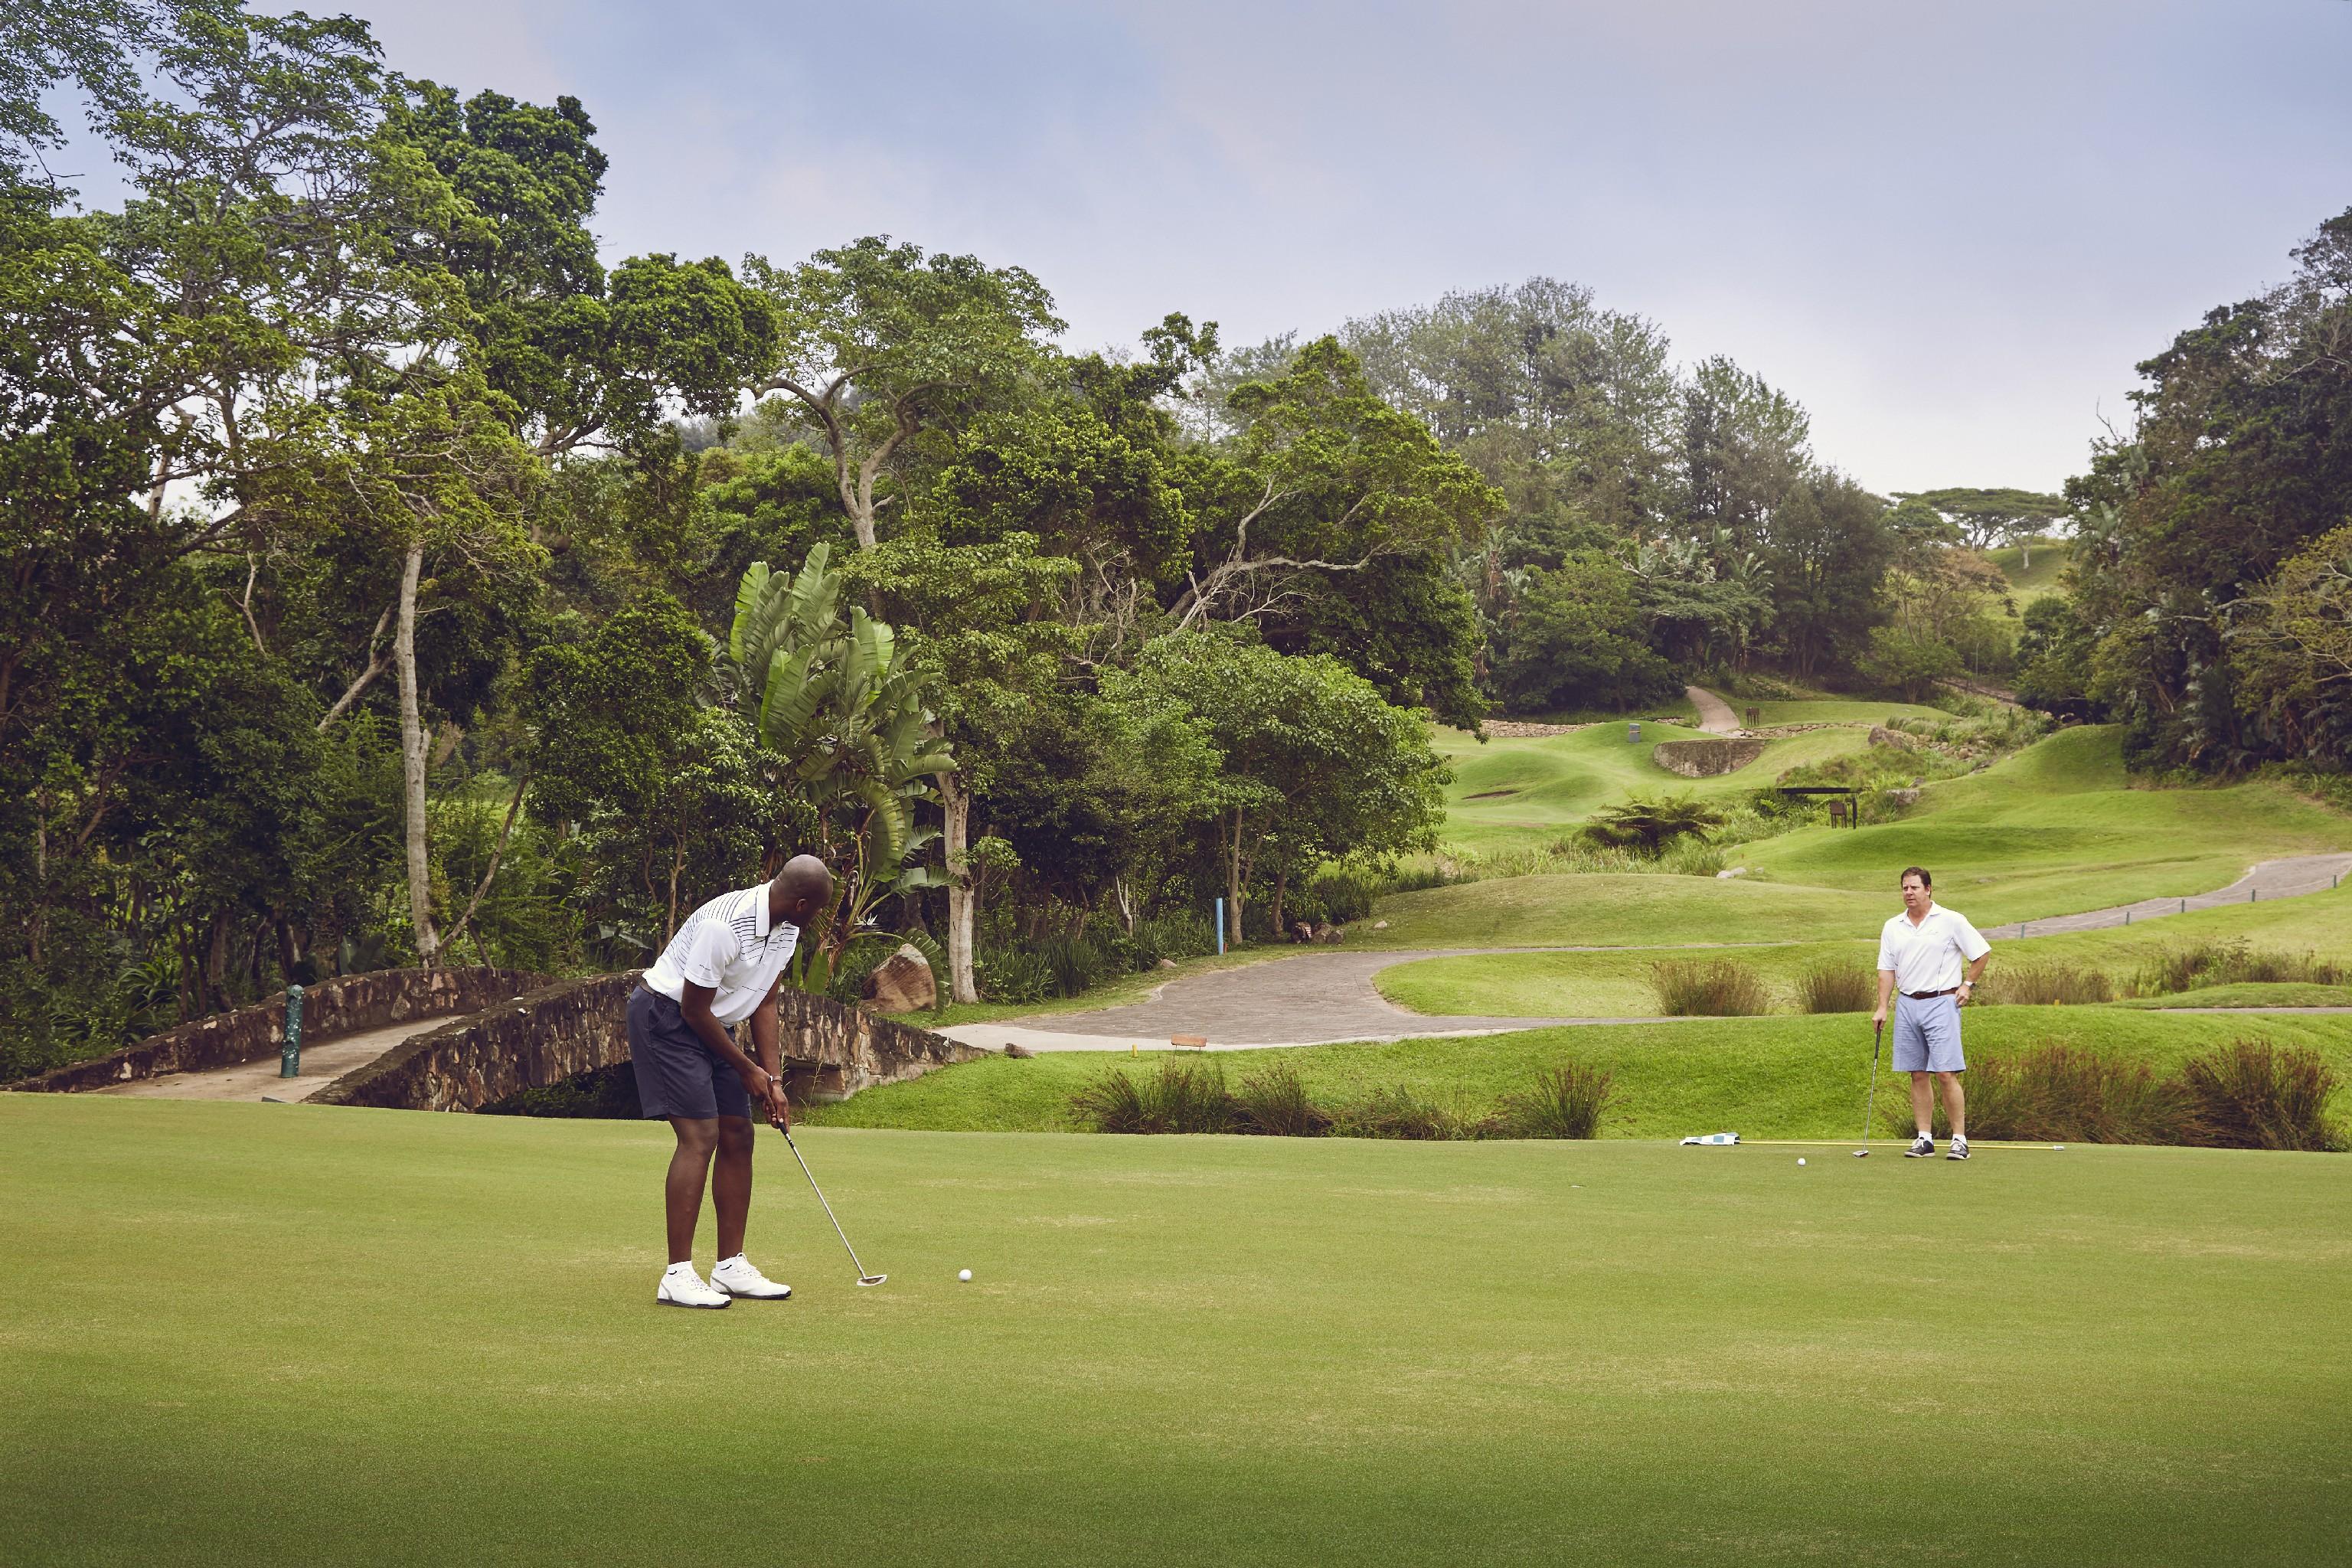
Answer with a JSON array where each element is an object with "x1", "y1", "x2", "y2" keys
[{"x1": 770, "y1": 854, "x2": 835, "y2": 927}]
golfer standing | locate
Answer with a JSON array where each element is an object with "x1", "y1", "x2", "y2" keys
[
  {"x1": 1871, "y1": 865, "x2": 1991, "y2": 1160},
  {"x1": 629, "y1": 854, "x2": 835, "y2": 1308}
]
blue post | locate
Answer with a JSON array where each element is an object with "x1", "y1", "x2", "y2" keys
[
  {"x1": 1215, "y1": 898, "x2": 1227, "y2": 956},
  {"x1": 279, "y1": 984, "x2": 305, "y2": 1078}
]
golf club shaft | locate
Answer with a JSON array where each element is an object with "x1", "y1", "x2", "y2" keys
[
  {"x1": 1860, "y1": 1019, "x2": 1883, "y2": 1147},
  {"x1": 782, "y1": 1128, "x2": 873, "y2": 1278}
]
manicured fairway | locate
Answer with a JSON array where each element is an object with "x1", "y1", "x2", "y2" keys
[
  {"x1": 1374, "y1": 881, "x2": 2352, "y2": 1017},
  {"x1": 3, "y1": 1098, "x2": 2344, "y2": 1567},
  {"x1": 1744, "y1": 727, "x2": 2352, "y2": 919},
  {"x1": 1431, "y1": 721, "x2": 1884, "y2": 857}
]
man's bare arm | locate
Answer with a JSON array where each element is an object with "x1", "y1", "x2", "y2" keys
[{"x1": 745, "y1": 978, "x2": 789, "y2": 1128}]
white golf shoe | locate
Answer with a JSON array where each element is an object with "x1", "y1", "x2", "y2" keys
[
  {"x1": 656, "y1": 1265, "x2": 730, "y2": 1310},
  {"x1": 710, "y1": 1254, "x2": 793, "y2": 1300}
]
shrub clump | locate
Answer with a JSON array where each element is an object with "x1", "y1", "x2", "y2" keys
[
  {"x1": 1067, "y1": 1059, "x2": 1616, "y2": 1141},
  {"x1": 1579, "y1": 794, "x2": 1724, "y2": 855},
  {"x1": 1490, "y1": 1061, "x2": 1613, "y2": 1138},
  {"x1": 1069, "y1": 1058, "x2": 1233, "y2": 1134},
  {"x1": 1332, "y1": 1088, "x2": 1467, "y2": 1140},
  {"x1": 1232, "y1": 1060, "x2": 1331, "y2": 1136},
  {"x1": 2178, "y1": 1041, "x2": 2343, "y2": 1152},
  {"x1": 2132, "y1": 940, "x2": 2344, "y2": 997},
  {"x1": 1795, "y1": 963, "x2": 1876, "y2": 1014},
  {"x1": 1881, "y1": 1039, "x2": 2342, "y2": 1150},
  {"x1": 1651, "y1": 959, "x2": 1772, "y2": 1016},
  {"x1": 1979, "y1": 962, "x2": 2114, "y2": 1006}
]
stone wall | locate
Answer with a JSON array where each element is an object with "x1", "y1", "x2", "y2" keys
[
  {"x1": 1651, "y1": 737, "x2": 1768, "y2": 778},
  {"x1": 312, "y1": 972, "x2": 982, "y2": 1112},
  {"x1": 6, "y1": 969, "x2": 552, "y2": 1094}
]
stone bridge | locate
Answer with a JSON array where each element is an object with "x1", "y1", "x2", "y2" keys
[{"x1": 10, "y1": 969, "x2": 982, "y2": 1111}]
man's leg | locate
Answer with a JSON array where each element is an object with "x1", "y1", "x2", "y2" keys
[
  {"x1": 712, "y1": 1115, "x2": 756, "y2": 1261},
  {"x1": 1908, "y1": 1070, "x2": 1936, "y2": 1135},
  {"x1": 1937, "y1": 1071, "x2": 1966, "y2": 1140},
  {"x1": 664, "y1": 1116, "x2": 720, "y2": 1265}
]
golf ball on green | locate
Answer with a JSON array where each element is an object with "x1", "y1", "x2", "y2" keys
[
  {"x1": 958, "y1": 1269, "x2": 972, "y2": 1282},
  {"x1": 1797, "y1": 1158, "x2": 1807, "y2": 1166}
]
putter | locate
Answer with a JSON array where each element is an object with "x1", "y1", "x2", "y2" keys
[
  {"x1": 1854, "y1": 1018, "x2": 1883, "y2": 1157},
  {"x1": 778, "y1": 1125, "x2": 885, "y2": 1286}
]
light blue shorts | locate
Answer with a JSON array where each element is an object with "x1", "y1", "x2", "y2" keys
[{"x1": 1893, "y1": 991, "x2": 1965, "y2": 1073}]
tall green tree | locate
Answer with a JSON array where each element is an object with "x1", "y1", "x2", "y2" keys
[
  {"x1": 743, "y1": 237, "x2": 1063, "y2": 551},
  {"x1": 1112, "y1": 633, "x2": 1449, "y2": 945}
]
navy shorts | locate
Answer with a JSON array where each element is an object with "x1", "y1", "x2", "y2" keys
[{"x1": 628, "y1": 985, "x2": 751, "y2": 1122}]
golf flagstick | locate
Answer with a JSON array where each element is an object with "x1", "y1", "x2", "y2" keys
[
  {"x1": 778, "y1": 1125, "x2": 886, "y2": 1286},
  {"x1": 1854, "y1": 1018, "x2": 1883, "y2": 1157}
]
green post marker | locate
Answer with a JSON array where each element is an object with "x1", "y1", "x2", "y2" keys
[{"x1": 281, "y1": 984, "x2": 305, "y2": 1078}]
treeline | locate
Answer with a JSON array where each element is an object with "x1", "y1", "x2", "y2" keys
[
  {"x1": 2019, "y1": 207, "x2": 2352, "y2": 771},
  {"x1": 1, "y1": 0, "x2": 2043, "y2": 1073}
]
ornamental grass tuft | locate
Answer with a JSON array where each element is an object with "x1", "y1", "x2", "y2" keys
[{"x1": 1651, "y1": 959, "x2": 1772, "y2": 1016}]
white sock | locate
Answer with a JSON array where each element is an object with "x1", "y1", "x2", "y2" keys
[
  {"x1": 716, "y1": 1253, "x2": 743, "y2": 1267},
  {"x1": 665, "y1": 1261, "x2": 697, "y2": 1276}
]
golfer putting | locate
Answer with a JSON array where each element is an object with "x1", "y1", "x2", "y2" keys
[
  {"x1": 1871, "y1": 865, "x2": 1991, "y2": 1160},
  {"x1": 629, "y1": 854, "x2": 835, "y2": 1308}
]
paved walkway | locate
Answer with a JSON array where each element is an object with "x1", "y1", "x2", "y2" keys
[
  {"x1": 942, "y1": 947, "x2": 1756, "y2": 1054},
  {"x1": 1978, "y1": 853, "x2": 2352, "y2": 939},
  {"x1": 94, "y1": 1017, "x2": 458, "y2": 1102},
  {"x1": 1687, "y1": 684, "x2": 1742, "y2": 733},
  {"x1": 943, "y1": 853, "x2": 2352, "y2": 1053}
]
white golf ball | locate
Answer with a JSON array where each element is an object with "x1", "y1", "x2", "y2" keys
[
  {"x1": 1797, "y1": 1158, "x2": 1807, "y2": 1166},
  {"x1": 958, "y1": 1269, "x2": 972, "y2": 1282}
]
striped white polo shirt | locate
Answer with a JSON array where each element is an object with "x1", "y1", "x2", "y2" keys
[{"x1": 639, "y1": 885, "x2": 802, "y2": 1025}]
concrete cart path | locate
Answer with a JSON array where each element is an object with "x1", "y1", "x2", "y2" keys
[
  {"x1": 944, "y1": 854, "x2": 2352, "y2": 1053},
  {"x1": 942, "y1": 946, "x2": 1775, "y2": 1052},
  {"x1": 1687, "y1": 684, "x2": 1743, "y2": 733},
  {"x1": 94, "y1": 1017, "x2": 462, "y2": 1102},
  {"x1": 1978, "y1": 853, "x2": 2352, "y2": 939}
]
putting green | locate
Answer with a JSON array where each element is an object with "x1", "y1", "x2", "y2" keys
[{"x1": 3, "y1": 1097, "x2": 2343, "y2": 1566}]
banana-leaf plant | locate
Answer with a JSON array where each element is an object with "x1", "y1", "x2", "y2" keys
[{"x1": 730, "y1": 545, "x2": 956, "y2": 993}]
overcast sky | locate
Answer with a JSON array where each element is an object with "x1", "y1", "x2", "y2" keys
[{"x1": 134, "y1": 2, "x2": 2352, "y2": 492}]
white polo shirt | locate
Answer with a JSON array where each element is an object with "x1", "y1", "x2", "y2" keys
[
  {"x1": 640, "y1": 885, "x2": 801, "y2": 1025},
  {"x1": 1877, "y1": 903, "x2": 1991, "y2": 995}
]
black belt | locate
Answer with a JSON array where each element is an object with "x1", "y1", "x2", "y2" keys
[{"x1": 1902, "y1": 986, "x2": 1959, "y2": 1000}]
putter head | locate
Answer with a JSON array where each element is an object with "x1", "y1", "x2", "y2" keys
[
  {"x1": 1852, "y1": 1148, "x2": 1870, "y2": 1158},
  {"x1": 857, "y1": 1274, "x2": 887, "y2": 1287}
]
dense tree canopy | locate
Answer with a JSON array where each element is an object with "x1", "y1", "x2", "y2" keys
[{"x1": 15, "y1": 0, "x2": 2308, "y2": 1078}]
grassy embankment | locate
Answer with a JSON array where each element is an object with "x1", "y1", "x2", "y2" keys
[
  {"x1": 802, "y1": 1008, "x2": 2352, "y2": 1137},
  {"x1": 1431, "y1": 704, "x2": 1948, "y2": 860},
  {"x1": 4, "y1": 1096, "x2": 2345, "y2": 1567},
  {"x1": 1988, "y1": 535, "x2": 2072, "y2": 606}
]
